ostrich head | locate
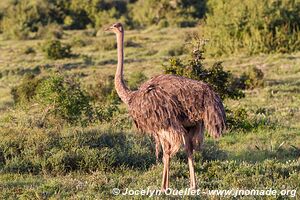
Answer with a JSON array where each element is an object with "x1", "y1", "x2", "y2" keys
[{"x1": 104, "y1": 22, "x2": 123, "y2": 34}]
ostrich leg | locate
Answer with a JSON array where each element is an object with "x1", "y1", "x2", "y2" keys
[
  {"x1": 154, "y1": 135, "x2": 161, "y2": 163},
  {"x1": 155, "y1": 142, "x2": 160, "y2": 163},
  {"x1": 160, "y1": 140, "x2": 170, "y2": 191},
  {"x1": 186, "y1": 141, "x2": 196, "y2": 189},
  {"x1": 184, "y1": 131, "x2": 197, "y2": 189},
  {"x1": 185, "y1": 123, "x2": 204, "y2": 189},
  {"x1": 161, "y1": 152, "x2": 170, "y2": 191}
]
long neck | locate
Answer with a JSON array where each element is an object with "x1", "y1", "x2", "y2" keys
[{"x1": 115, "y1": 31, "x2": 131, "y2": 105}]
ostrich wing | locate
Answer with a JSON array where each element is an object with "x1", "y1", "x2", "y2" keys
[
  {"x1": 128, "y1": 80, "x2": 186, "y2": 155},
  {"x1": 128, "y1": 81, "x2": 186, "y2": 134},
  {"x1": 150, "y1": 75, "x2": 226, "y2": 138}
]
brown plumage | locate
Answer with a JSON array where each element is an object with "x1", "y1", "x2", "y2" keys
[
  {"x1": 128, "y1": 75, "x2": 225, "y2": 154},
  {"x1": 105, "y1": 22, "x2": 226, "y2": 190}
]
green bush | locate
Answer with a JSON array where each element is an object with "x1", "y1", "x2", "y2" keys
[
  {"x1": 36, "y1": 23, "x2": 64, "y2": 39},
  {"x1": 88, "y1": 71, "x2": 147, "y2": 104},
  {"x1": 130, "y1": 0, "x2": 205, "y2": 27},
  {"x1": 0, "y1": 0, "x2": 206, "y2": 33},
  {"x1": 11, "y1": 73, "x2": 120, "y2": 126},
  {"x1": 11, "y1": 74, "x2": 42, "y2": 106},
  {"x1": 68, "y1": 0, "x2": 128, "y2": 29},
  {"x1": 226, "y1": 106, "x2": 276, "y2": 131},
  {"x1": 71, "y1": 36, "x2": 88, "y2": 47},
  {"x1": 0, "y1": 0, "x2": 66, "y2": 39},
  {"x1": 94, "y1": 8, "x2": 127, "y2": 28},
  {"x1": 81, "y1": 55, "x2": 94, "y2": 65},
  {"x1": 226, "y1": 107, "x2": 254, "y2": 131},
  {"x1": 42, "y1": 40, "x2": 72, "y2": 60},
  {"x1": 0, "y1": 0, "x2": 58, "y2": 39},
  {"x1": 23, "y1": 46, "x2": 36, "y2": 54},
  {"x1": 92, "y1": 103, "x2": 119, "y2": 123},
  {"x1": 128, "y1": 72, "x2": 147, "y2": 90},
  {"x1": 243, "y1": 66, "x2": 265, "y2": 89},
  {"x1": 87, "y1": 75, "x2": 120, "y2": 104},
  {"x1": 35, "y1": 75, "x2": 92, "y2": 124},
  {"x1": 164, "y1": 47, "x2": 244, "y2": 100},
  {"x1": 98, "y1": 38, "x2": 117, "y2": 51},
  {"x1": 203, "y1": 0, "x2": 300, "y2": 56}
]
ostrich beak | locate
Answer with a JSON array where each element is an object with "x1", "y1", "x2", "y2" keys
[{"x1": 104, "y1": 27, "x2": 112, "y2": 31}]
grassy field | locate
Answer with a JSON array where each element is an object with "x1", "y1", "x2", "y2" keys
[{"x1": 0, "y1": 27, "x2": 299, "y2": 199}]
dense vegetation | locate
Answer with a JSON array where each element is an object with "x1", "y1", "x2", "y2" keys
[
  {"x1": 0, "y1": 0, "x2": 299, "y2": 55},
  {"x1": 0, "y1": 0, "x2": 299, "y2": 198},
  {"x1": 203, "y1": 0, "x2": 300, "y2": 56},
  {"x1": 0, "y1": 0, "x2": 204, "y2": 38}
]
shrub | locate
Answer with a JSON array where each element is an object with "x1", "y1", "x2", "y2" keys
[
  {"x1": 71, "y1": 36, "x2": 88, "y2": 47},
  {"x1": 42, "y1": 40, "x2": 72, "y2": 60},
  {"x1": 226, "y1": 106, "x2": 276, "y2": 131},
  {"x1": 0, "y1": 0, "x2": 76, "y2": 39},
  {"x1": 24, "y1": 46, "x2": 36, "y2": 54},
  {"x1": 243, "y1": 66, "x2": 265, "y2": 89},
  {"x1": 163, "y1": 46, "x2": 245, "y2": 100},
  {"x1": 203, "y1": 0, "x2": 300, "y2": 56},
  {"x1": 87, "y1": 75, "x2": 120, "y2": 104},
  {"x1": 92, "y1": 103, "x2": 119, "y2": 123},
  {"x1": 130, "y1": 0, "x2": 205, "y2": 28},
  {"x1": 11, "y1": 74, "x2": 120, "y2": 126},
  {"x1": 94, "y1": 8, "x2": 127, "y2": 28},
  {"x1": 0, "y1": 0, "x2": 205, "y2": 34},
  {"x1": 1, "y1": 0, "x2": 56, "y2": 40},
  {"x1": 68, "y1": 0, "x2": 128, "y2": 29},
  {"x1": 226, "y1": 107, "x2": 253, "y2": 131},
  {"x1": 35, "y1": 74, "x2": 92, "y2": 124},
  {"x1": 98, "y1": 38, "x2": 117, "y2": 51},
  {"x1": 11, "y1": 74, "x2": 42, "y2": 106},
  {"x1": 88, "y1": 71, "x2": 147, "y2": 104},
  {"x1": 36, "y1": 23, "x2": 64, "y2": 39},
  {"x1": 81, "y1": 55, "x2": 94, "y2": 65},
  {"x1": 128, "y1": 72, "x2": 147, "y2": 90}
]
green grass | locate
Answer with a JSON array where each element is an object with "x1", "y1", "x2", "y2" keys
[{"x1": 0, "y1": 27, "x2": 299, "y2": 199}]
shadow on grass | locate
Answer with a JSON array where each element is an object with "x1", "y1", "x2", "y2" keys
[
  {"x1": 81, "y1": 131, "x2": 157, "y2": 170},
  {"x1": 56, "y1": 62, "x2": 89, "y2": 70},
  {"x1": 98, "y1": 59, "x2": 117, "y2": 65},
  {"x1": 98, "y1": 58, "x2": 146, "y2": 65}
]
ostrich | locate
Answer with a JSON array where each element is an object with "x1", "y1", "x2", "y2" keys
[{"x1": 105, "y1": 22, "x2": 226, "y2": 190}]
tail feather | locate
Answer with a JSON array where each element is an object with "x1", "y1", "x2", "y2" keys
[{"x1": 203, "y1": 93, "x2": 226, "y2": 139}]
